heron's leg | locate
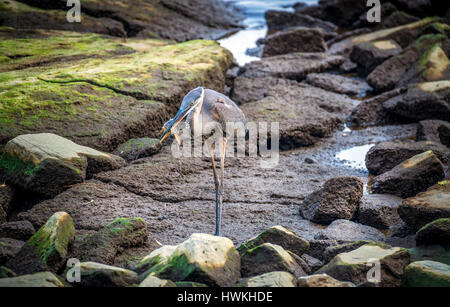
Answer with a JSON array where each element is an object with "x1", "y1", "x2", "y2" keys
[
  {"x1": 217, "y1": 137, "x2": 227, "y2": 236},
  {"x1": 209, "y1": 144, "x2": 221, "y2": 236}
]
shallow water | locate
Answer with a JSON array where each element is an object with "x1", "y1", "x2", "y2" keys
[
  {"x1": 335, "y1": 144, "x2": 375, "y2": 171},
  {"x1": 219, "y1": 0, "x2": 318, "y2": 65}
]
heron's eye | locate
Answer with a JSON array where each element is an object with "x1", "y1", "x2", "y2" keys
[{"x1": 190, "y1": 101, "x2": 195, "y2": 106}]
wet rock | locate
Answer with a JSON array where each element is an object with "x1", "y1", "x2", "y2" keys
[
  {"x1": 0, "y1": 237, "x2": 24, "y2": 265},
  {"x1": 307, "y1": 240, "x2": 340, "y2": 261},
  {"x1": 305, "y1": 73, "x2": 372, "y2": 96},
  {"x1": 377, "y1": 11, "x2": 420, "y2": 30},
  {"x1": 326, "y1": 28, "x2": 371, "y2": 48},
  {"x1": 417, "y1": 120, "x2": 449, "y2": 143},
  {"x1": 300, "y1": 177, "x2": 363, "y2": 224},
  {"x1": 263, "y1": 27, "x2": 327, "y2": 57},
  {"x1": 76, "y1": 217, "x2": 148, "y2": 265},
  {"x1": 390, "y1": 220, "x2": 415, "y2": 238},
  {"x1": 113, "y1": 138, "x2": 162, "y2": 163},
  {"x1": 297, "y1": 274, "x2": 355, "y2": 287},
  {"x1": 238, "y1": 271, "x2": 297, "y2": 287},
  {"x1": 416, "y1": 218, "x2": 450, "y2": 246},
  {"x1": 300, "y1": 254, "x2": 324, "y2": 272},
  {"x1": 287, "y1": 251, "x2": 311, "y2": 274},
  {"x1": 265, "y1": 10, "x2": 337, "y2": 33},
  {"x1": 409, "y1": 244, "x2": 450, "y2": 264},
  {"x1": 0, "y1": 271, "x2": 66, "y2": 287},
  {"x1": 323, "y1": 240, "x2": 385, "y2": 264},
  {"x1": 0, "y1": 266, "x2": 16, "y2": 278},
  {"x1": 0, "y1": 133, "x2": 126, "y2": 197},
  {"x1": 371, "y1": 151, "x2": 445, "y2": 198},
  {"x1": 0, "y1": 220, "x2": 35, "y2": 241},
  {"x1": 238, "y1": 226, "x2": 309, "y2": 257},
  {"x1": 403, "y1": 260, "x2": 450, "y2": 287},
  {"x1": 368, "y1": 35, "x2": 450, "y2": 92},
  {"x1": 240, "y1": 53, "x2": 345, "y2": 81},
  {"x1": 398, "y1": 183, "x2": 450, "y2": 231},
  {"x1": 6, "y1": 212, "x2": 75, "y2": 274},
  {"x1": 358, "y1": 194, "x2": 402, "y2": 229},
  {"x1": 67, "y1": 262, "x2": 139, "y2": 287},
  {"x1": 314, "y1": 220, "x2": 386, "y2": 243},
  {"x1": 383, "y1": 82, "x2": 450, "y2": 122},
  {"x1": 139, "y1": 275, "x2": 176, "y2": 287},
  {"x1": 156, "y1": 233, "x2": 240, "y2": 287},
  {"x1": 350, "y1": 40, "x2": 402, "y2": 75},
  {"x1": 365, "y1": 140, "x2": 450, "y2": 175},
  {"x1": 317, "y1": 244, "x2": 411, "y2": 287},
  {"x1": 240, "y1": 243, "x2": 306, "y2": 279},
  {"x1": 439, "y1": 123, "x2": 450, "y2": 147}
]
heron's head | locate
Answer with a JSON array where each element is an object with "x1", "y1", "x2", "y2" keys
[{"x1": 160, "y1": 87, "x2": 205, "y2": 143}]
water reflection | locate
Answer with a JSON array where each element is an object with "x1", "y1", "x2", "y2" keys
[{"x1": 335, "y1": 144, "x2": 375, "y2": 171}]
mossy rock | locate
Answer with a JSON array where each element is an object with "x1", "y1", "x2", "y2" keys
[
  {"x1": 416, "y1": 218, "x2": 450, "y2": 246},
  {"x1": 0, "y1": 271, "x2": 67, "y2": 287},
  {"x1": 403, "y1": 260, "x2": 450, "y2": 287},
  {"x1": 239, "y1": 271, "x2": 297, "y2": 287},
  {"x1": 113, "y1": 138, "x2": 162, "y2": 162},
  {"x1": 139, "y1": 274, "x2": 176, "y2": 287},
  {"x1": 0, "y1": 265, "x2": 16, "y2": 278},
  {"x1": 135, "y1": 245, "x2": 177, "y2": 278}
]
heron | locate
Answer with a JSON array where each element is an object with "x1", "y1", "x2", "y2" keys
[{"x1": 159, "y1": 87, "x2": 246, "y2": 236}]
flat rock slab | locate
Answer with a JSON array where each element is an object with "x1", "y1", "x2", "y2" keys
[
  {"x1": 305, "y1": 73, "x2": 372, "y2": 97},
  {"x1": 314, "y1": 219, "x2": 386, "y2": 243},
  {"x1": 358, "y1": 194, "x2": 402, "y2": 229}
]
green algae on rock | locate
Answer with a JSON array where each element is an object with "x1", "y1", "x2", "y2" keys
[
  {"x1": 0, "y1": 271, "x2": 66, "y2": 287},
  {"x1": 403, "y1": 260, "x2": 450, "y2": 287}
]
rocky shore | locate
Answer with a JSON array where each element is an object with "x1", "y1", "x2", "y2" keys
[{"x1": 0, "y1": 0, "x2": 449, "y2": 287}]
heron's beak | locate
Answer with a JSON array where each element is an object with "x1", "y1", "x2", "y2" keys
[{"x1": 159, "y1": 103, "x2": 197, "y2": 143}]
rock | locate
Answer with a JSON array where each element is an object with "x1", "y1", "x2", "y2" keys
[
  {"x1": 67, "y1": 262, "x2": 139, "y2": 287},
  {"x1": 231, "y1": 77, "x2": 297, "y2": 105},
  {"x1": 399, "y1": 183, "x2": 450, "y2": 231},
  {"x1": 409, "y1": 244, "x2": 450, "y2": 264},
  {"x1": 5, "y1": 212, "x2": 74, "y2": 274},
  {"x1": 423, "y1": 22, "x2": 450, "y2": 37},
  {"x1": 300, "y1": 177, "x2": 363, "y2": 224},
  {"x1": 317, "y1": 244, "x2": 411, "y2": 287},
  {"x1": 392, "y1": 0, "x2": 446, "y2": 17},
  {"x1": 139, "y1": 275, "x2": 176, "y2": 287},
  {"x1": 417, "y1": 120, "x2": 449, "y2": 143},
  {"x1": 304, "y1": 158, "x2": 315, "y2": 164},
  {"x1": 134, "y1": 245, "x2": 177, "y2": 275},
  {"x1": 297, "y1": 274, "x2": 355, "y2": 287},
  {"x1": 368, "y1": 35, "x2": 450, "y2": 92},
  {"x1": 238, "y1": 226, "x2": 309, "y2": 257},
  {"x1": 0, "y1": 237, "x2": 24, "y2": 265},
  {"x1": 156, "y1": 233, "x2": 240, "y2": 287},
  {"x1": 300, "y1": 254, "x2": 324, "y2": 272},
  {"x1": 265, "y1": 10, "x2": 337, "y2": 33},
  {"x1": 240, "y1": 53, "x2": 345, "y2": 81},
  {"x1": 329, "y1": 17, "x2": 440, "y2": 55},
  {"x1": 323, "y1": 241, "x2": 386, "y2": 264},
  {"x1": 113, "y1": 138, "x2": 162, "y2": 162},
  {"x1": 339, "y1": 59, "x2": 358, "y2": 73},
  {"x1": 320, "y1": 0, "x2": 369, "y2": 27},
  {"x1": 0, "y1": 184, "x2": 13, "y2": 218},
  {"x1": 314, "y1": 220, "x2": 386, "y2": 243},
  {"x1": 371, "y1": 151, "x2": 445, "y2": 198},
  {"x1": 416, "y1": 218, "x2": 450, "y2": 246},
  {"x1": 263, "y1": 27, "x2": 327, "y2": 57},
  {"x1": 0, "y1": 204, "x2": 5, "y2": 224},
  {"x1": 0, "y1": 133, "x2": 126, "y2": 197},
  {"x1": 0, "y1": 220, "x2": 35, "y2": 241},
  {"x1": 365, "y1": 140, "x2": 450, "y2": 175},
  {"x1": 239, "y1": 271, "x2": 297, "y2": 287},
  {"x1": 175, "y1": 281, "x2": 208, "y2": 287},
  {"x1": 383, "y1": 82, "x2": 450, "y2": 122},
  {"x1": 439, "y1": 123, "x2": 450, "y2": 147},
  {"x1": 377, "y1": 11, "x2": 420, "y2": 30},
  {"x1": 350, "y1": 40, "x2": 402, "y2": 75},
  {"x1": 305, "y1": 73, "x2": 372, "y2": 96},
  {"x1": 76, "y1": 217, "x2": 148, "y2": 265},
  {"x1": 390, "y1": 220, "x2": 415, "y2": 238},
  {"x1": 358, "y1": 194, "x2": 402, "y2": 229},
  {"x1": 0, "y1": 266, "x2": 16, "y2": 278},
  {"x1": 240, "y1": 243, "x2": 306, "y2": 279},
  {"x1": 403, "y1": 260, "x2": 450, "y2": 287},
  {"x1": 287, "y1": 251, "x2": 311, "y2": 274},
  {"x1": 307, "y1": 240, "x2": 340, "y2": 261},
  {"x1": 0, "y1": 271, "x2": 66, "y2": 287}
]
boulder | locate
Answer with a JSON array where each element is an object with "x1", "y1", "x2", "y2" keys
[
  {"x1": 297, "y1": 274, "x2": 355, "y2": 287},
  {"x1": 371, "y1": 151, "x2": 445, "y2": 198},
  {"x1": 323, "y1": 241, "x2": 387, "y2": 264},
  {"x1": 365, "y1": 140, "x2": 450, "y2": 175},
  {"x1": 408, "y1": 244, "x2": 450, "y2": 264},
  {"x1": 0, "y1": 133, "x2": 126, "y2": 197},
  {"x1": 319, "y1": 0, "x2": 368, "y2": 27},
  {"x1": 238, "y1": 271, "x2": 297, "y2": 287},
  {"x1": 237, "y1": 226, "x2": 309, "y2": 257},
  {"x1": 113, "y1": 138, "x2": 162, "y2": 163},
  {"x1": 403, "y1": 260, "x2": 450, "y2": 287},
  {"x1": 368, "y1": 35, "x2": 450, "y2": 92},
  {"x1": 300, "y1": 254, "x2": 324, "y2": 272},
  {"x1": 139, "y1": 275, "x2": 176, "y2": 287},
  {"x1": 317, "y1": 244, "x2": 411, "y2": 287},
  {"x1": 305, "y1": 73, "x2": 372, "y2": 96},
  {"x1": 416, "y1": 218, "x2": 450, "y2": 246},
  {"x1": 314, "y1": 220, "x2": 386, "y2": 243},
  {"x1": 377, "y1": 11, "x2": 420, "y2": 30},
  {"x1": 0, "y1": 220, "x2": 35, "y2": 241},
  {"x1": 398, "y1": 183, "x2": 450, "y2": 231},
  {"x1": 357, "y1": 194, "x2": 402, "y2": 229},
  {"x1": 307, "y1": 240, "x2": 340, "y2": 261},
  {"x1": 383, "y1": 81, "x2": 450, "y2": 122},
  {"x1": 0, "y1": 237, "x2": 24, "y2": 265},
  {"x1": 134, "y1": 245, "x2": 177, "y2": 276},
  {"x1": 156, "y1": 233, "x2": 240, "y2": 287},
  {"x1": 417, "y1": 120, "x2": 449, "y2": 143},
  {"x1": 76, "y1": 217, "x2": 148, "y2": 265},
  {"x1": 0, "y1": 271, "x2": 66, "y2": 287},
  {"x1": 263, "y1": 27, "x2": 327, "y2": 57},
  {"x1": 299, "y1": 177, "x2": 363, "y2": 224},
  {"x1": 67, "y1": 262, "x2": 139, "y2": 287},
  {"x1": 265, "y1": 10, "x2": 337, "y2": 33},
  {"x1": 240, "y1": 243, "x2": 306, "y2": 279},
  {"x1": 350, "y1": 40, "x2": 402, "y2": 75},
  {"x1": 5, "y1": 212, "x2": 74, "y2": 274},
  {"x1": 0, "y1": 184, "x2": 13, "y2": 218},
  {"x1": 439, "y1": 123, "x2": 450, "y2": 147},
  {"x1": 287, "y1": 251, "x2": 312, "y2": 275}
]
